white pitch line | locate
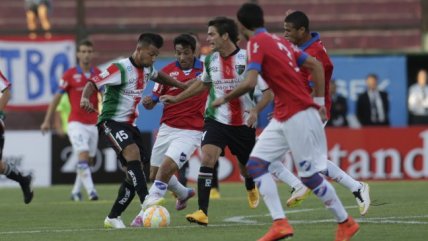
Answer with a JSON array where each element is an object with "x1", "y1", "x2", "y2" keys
[{"x1": 1, "y1": 213, "x2": 427, "y2": 235}]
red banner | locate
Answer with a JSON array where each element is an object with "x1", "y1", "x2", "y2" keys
[
  {"x1": 327, "y1": 127, "x2": 428, "y2": 180},
  {"x1": 187, "y1": 127, "x2": 428, "y2": 182}
]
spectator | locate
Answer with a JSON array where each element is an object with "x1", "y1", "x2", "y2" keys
[
  {"x1": 25, "y1": 0, "x2": 52, "y2": 39},
  {"x1": 356, "y1": 73, "x2": 389, "y2": 126},
  {"x1": 327, "y1": 80, "x2": 348, "y2": 127},
  {"x1": 408, "y1": 69, "x2": 428, "y2": 125}
]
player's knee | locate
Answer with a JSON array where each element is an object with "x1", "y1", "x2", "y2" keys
[
  {"x1": 300, "y1": 172, "x2": 324, "y2": 190},
  {"x1": 122, "y1": 144, "x2": 140, "y2": 160},
  {"x1": 246, "y1": 157, "x2": 270, "y2": 179}
]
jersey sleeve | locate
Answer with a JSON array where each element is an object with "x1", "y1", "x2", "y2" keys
[
  {"x1": 246, "y1": 40, "x2": 264, "y2": 73},
  {"x1": 199, "y1": 54, "x2": 212, "y2": 83},
  {"x1": 91, "y1": 64, "x2": 123, "y2": 89},
  {"x1": 151, "y1": 82, "x2": 165, "y2": 102},
  {"x1": 0, "y1": 71, "x2": 11, "y2": 92}
]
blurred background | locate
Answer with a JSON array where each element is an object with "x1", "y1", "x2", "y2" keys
[{"x1": 0, "y1": 0, "x2": 427, "y2": 187}]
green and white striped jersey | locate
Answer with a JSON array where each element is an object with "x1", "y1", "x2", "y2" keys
[
  {"x1": 92, "y1": 57, "x2": 158, "y2": 125},
  {"x1": 201, "y1": 49, "x2": 268, "y2": 126}
]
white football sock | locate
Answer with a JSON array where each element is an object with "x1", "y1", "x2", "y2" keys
[
  {"x1": 324, "y1": 161, "x2": 362, "y2": 192},
  {"x1": 77, "y1": 161, "x2": 96, "y2": 195},
  {"x1": 269, "y1": 161, "x2": 303, "y2": 189},
  {"x1": 149, "y1": 180, "x2": 168, "y2": 197},
  {"x1": 71, "y1": 172, "x2": 82, "y2": 194},
  {"x1": 167, "y1": 175, "x2": 188, "y2": 199},
  {"x1": 255, "y1": 173, "x2": 286, "y2": 220},
  {"x1": 312, "y1": 176, "x2": 348, "y2": 222}
]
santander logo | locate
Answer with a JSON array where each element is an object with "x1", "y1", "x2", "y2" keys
[{"x1": 326, "y1": 128, "x2": 428, "y2": 180}]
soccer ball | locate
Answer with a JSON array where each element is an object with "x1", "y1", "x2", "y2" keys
[{"x1": 142, "y1": 205, "x2": 170, "y2": 228}]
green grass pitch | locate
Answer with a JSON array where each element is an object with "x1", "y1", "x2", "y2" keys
[{"x1": 0, "y1": 181, "x2": 427, "y2": 241}]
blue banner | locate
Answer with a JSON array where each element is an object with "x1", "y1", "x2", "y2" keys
[
  {"x1": 0, "y1": 37, "x2": 76, "y2": 110},
  {"x1": 136, "y1": 56, "x2": 408, "y2": 131},
  {"x1": 331, "y1": 56, "x2": 407, "y2": 127}
]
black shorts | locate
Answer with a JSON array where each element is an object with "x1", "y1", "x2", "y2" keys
[
  {"x1": 98, "y1": 120, "x2": 149, "y2": 167},
  {"x1": 201, "y1": 118, "x2": 256, "y2": 165}
]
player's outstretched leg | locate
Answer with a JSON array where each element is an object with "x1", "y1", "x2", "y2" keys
[
  {"x1": 186, "y1": 166, "x2": 213, "y2": 226},
  {"x1": 301, "y1": 173, "x2": 360, "y2": 241},
  {"x1": 1, "y1": 161, "x2": 34, "y2": 204},
  {"x1": 323, "y1": 161, "x2": 371, "y2": 215},
  {"x1": 247, "y1": 158, "x2": 294, "y2": 241},
  {"x1": 104, "y1": 180, "x2": 135, "y2": 229}
]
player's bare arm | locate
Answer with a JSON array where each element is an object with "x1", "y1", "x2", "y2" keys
[
  {"x1": 142, "y1": 95, "x2": 157, "y2": 110},
  {"x1": 212, "y1": 70, "x2": 258, "y2": 108},
  {"x1": 40, "y1": 92, "x2": 63, "y2": 134},
  {"x1": 80, "y1": 81, "x2": 98, "y2": 113},
  {"x1": 160, "y1": 80, "x2": 209, "y2": 104},
  {"x1": 0, "y1": 86, "x2": 11, "y2": 111},
  {"x1": 154, "y1": 71, "x2": 187, "y2": 90},
  {"x1": 301, "y1": 55, "x2": 327, "y2": 121},
  {"x1": 247, "y1": 88, "x2": 273, "y2": 128}
]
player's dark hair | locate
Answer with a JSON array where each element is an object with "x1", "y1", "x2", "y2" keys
[
  {"x1": 138, "y1": 33, "x2": 164, "y2": 49},
  {"x1": 284, "y1": 11, "x2": 310, "y2": 32},
  {"x1": 173, "y1": 34, "x2": 196, "y2": 52},
  {"x1": 77, "y1": 39, "x2": 93, "y2": 50},
  {"x1": 237, "y1": 3, "x2": 264, "y2": 30},
  {"x1": 208, "y1": 17, "x2": 239, "y2": 43}
]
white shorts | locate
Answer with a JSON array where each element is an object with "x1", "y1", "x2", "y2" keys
[
  {"x1": 67, "y1": 121, "x2": 99, "y2": 157},
  {"x1": 251, "y1": 108, "x2": 328, "y2": 177},
  {"x1": 151, "y1": 123, "x2": 202, "y2": 169}
]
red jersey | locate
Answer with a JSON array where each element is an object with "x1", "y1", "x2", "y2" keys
[
  {"x1": 152, "y1": 59, "x2": 206, "y2": 130},
  {"x1": 0, "y1": 70, "x2": 11, "y2": 92},
  {"x1": 300, "y1": 32, "x2": 333, "y2": 119},
  {"x1": 58, "y1": 66, "x2": 101, "y2": 124},
  {"x1": 247, "y1": 28, "x2": 318, "y2": 121}
]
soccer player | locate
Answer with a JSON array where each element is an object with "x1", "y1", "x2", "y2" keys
[
  {"x1": 188, "y1": 32, "x2": 221, "y2": 200},
  {"x1": 283, "y1": 10, "x2": 370, "y2": 215},
  {"x1": 160, "y1": 17, "x2": 273, "y2": 226},
  {"x1": 0, "y1": 70, "x2": 34, "y2": 204},
  {"x1": 41, "y1": 39, "x2": 101, "y2": 201},
  {"x1": 130, "y1": 33, "x2": 205, "y2": 227},
  {"x1": 80, "y1": 33, "x2": 188, "y2": 229},
  {"x1": 211, "y1": 3, "x2": 360, "y2": 240}
]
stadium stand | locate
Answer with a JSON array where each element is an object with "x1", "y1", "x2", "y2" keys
[{"x1": 0, "y1": 0, "x2": 423, "y2": 64}]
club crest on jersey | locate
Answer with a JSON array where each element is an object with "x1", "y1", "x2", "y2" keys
[
  {"x1": 99, "y1": 70, "x2": 110, "y2": 79},
  {"x1": 169, "y1": 71, "x2": 179, "y2": 77},
  {"x1": 235, "y1": 65, "x2": 245, "y2": 75},
  {"x1": 179, "y1": 152, "x2": 187, "y2": 162},
  {"x1": 73, "y1": 74, "x2": 82, "y2": 82}
]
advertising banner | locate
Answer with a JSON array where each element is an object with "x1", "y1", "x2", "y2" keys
[
  {"x1": 190, "y1": 127, "x2": 428, "y2": 182},
  {"x1": 0, "y1": 131, "x2": 51, "y2": 187},
  {"x1": 0, "y1": 37, "x2": 76, "y2": 110},
  {"x1": 327, "y1": 127, "x2": 428, "y2": 180}
]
